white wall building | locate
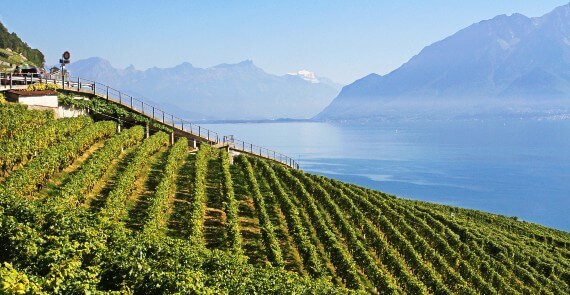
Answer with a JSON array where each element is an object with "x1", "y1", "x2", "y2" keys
[{"x1": 4, "y1": 90, "x2": 87, "y2": 118}]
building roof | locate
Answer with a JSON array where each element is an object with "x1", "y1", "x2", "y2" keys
[{"x1": 6, "y1": 90, "x2": 59, "y2": 97}]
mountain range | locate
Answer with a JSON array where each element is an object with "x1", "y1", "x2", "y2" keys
[
  {"x1": 316, "y1": 4, "x2": 570, "y2": 120},
  {"x1": 68, "y1": 58, "x2": 341, "y2": 120}
]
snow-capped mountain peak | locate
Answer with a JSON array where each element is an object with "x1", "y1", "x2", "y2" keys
[{"x1": 288, "y1": 69, "x2": 320, "y2": 83}]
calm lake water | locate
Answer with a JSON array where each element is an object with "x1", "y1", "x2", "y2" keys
[{"x1": 203, "y1": 120, "x2": 570, "y2": 232}]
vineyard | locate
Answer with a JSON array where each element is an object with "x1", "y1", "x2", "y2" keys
[{"x1": 1, "y1": 102, "x2": 570, "y2": 294}]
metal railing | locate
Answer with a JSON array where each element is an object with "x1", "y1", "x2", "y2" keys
[
  {"x1": 0, "y1": 72, "x2": 299, "y2": 169},
  {"x1": 224, "y1": 137, "x2": 300, "y2": 169},
  {"x1": 0, "y1": 72, "x2": 54, "y2": 87},
  {"x1": 63, "y1": 75, "x2": 223, "y2": 144}
]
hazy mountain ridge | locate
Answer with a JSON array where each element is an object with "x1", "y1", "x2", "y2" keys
[
  {"x1": 68, "y1": 57, "x2": 341, "y2": 120},
  {"x1": 316, "y1": 4, "x2": 570, "y2": 120}
]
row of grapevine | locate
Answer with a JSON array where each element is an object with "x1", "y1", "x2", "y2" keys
[
  {"x1": 57, "y1": 125, "x2": 145, "y2": 207},
  {"x1": 202, "y1": 148, "x2": 227, "y2": 249},
  {"x1": 2, "y1": 120, "x2": 116, "y2": 197},
  {"x1": 256, "y1": 159, "x2": 326, "y2": 277},
  {"x1": 143, "y1": 137, "x2": 188, "y2": 235},
  {"x1": 0, "y1": 119, "x2": 342, "y2": 293},
  {"x1": 0, "y1": 116, "x2": 92, "y2": 176},
  {"x1": 501, "y1": 230, "x2": 570, "y2": 289},
  {"x1": 338, "y1": 178, "x2": 553, "y2": 294},
  {"x1": 393, "y1": 200, "x2": 499, "y2": 293},
  {"x1": 403, "y1": 201, "x2": 526, "y2": 290},
  {"x1": 272, "y1": 164, "x2": 363, "y2": 290},
  {"x1": 0, "y1": 103, "x2": 54, "y2": 139},
  {"x1": 187, "y1": 145, "x2": 212, "y2": 245},
  {"x1": 220, "y1": 150, "x2": 243, "y2": 253},
  {"x1": 409, "y1": 202, "x2": 539, "y2": 293},
  {"x1": 450, "y1": 201, "x2": 568, "y2": 247},
  {"x1": 455, "y1": 210, "x2": 569, "y2": 293},
  {"x1": 331, "y1": 180, "x2": 475, "y2": 293},
  {"x1": 269, "y1": 163, "x2": 342, "y2": 282},
  {"x1": 293, "y1": 171, "x2": 408, "y2": 294},
  {"x1": 469, "y1": 225, "x2": 564, "y2": 293},
  {"x1": 322, "y1": 177, "x2": 451, "y2": 294},
  {"x1": 99, "y1": 132, "x2": 169, "y2": 222},
  {"x1": 253, "y1": 164, "x2": 305, "y2": 272},
  {"x1": 350, "y1": 182, "x2": 494, "y2": 294},
  {"x1": 237, "y1": 156, "x2": 285, "y2": 267},
  {"x1": 389, "y1": 196, "x2": 522, "y2": 293},
  {"x1": 309, "y1": 176, "x2": 430, "y2": 294},
  {"x1": 3, "y1": 103, "x2": 570, "y2": 293},
  {"x1": 408, "y1": 196, "x2": 570, "y2": 250},
  {"x1": 395, "y1": 191, "x2": 515, "y2": 293},
  {"x1": 346, "y1": 185, "x2": 518, "y2": 292}
]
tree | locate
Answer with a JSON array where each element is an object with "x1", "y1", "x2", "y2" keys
[{"x1": 0, "y1": 22, "x2": 45, "y2": 67}]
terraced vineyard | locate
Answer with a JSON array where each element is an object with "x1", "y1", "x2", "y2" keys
[{"x1": 1, "y1": 103, "x2": 570, "y2": 294}]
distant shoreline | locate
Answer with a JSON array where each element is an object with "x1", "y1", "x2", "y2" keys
[
  {"x1": 199, "y1": 118, "x2": 315, "y2": 124},
  {"x1": 198, "y1": 112, "x2": 570, "y2": 124}
]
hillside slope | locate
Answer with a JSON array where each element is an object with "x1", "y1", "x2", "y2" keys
[
  {"x1": 316, "y1": 4, "x2": 570, "y2": 120},
  {"x1": 0, "y1": 102, "x2": 569, "y2": 294},
  {"x1": 0, "y1": 22, "x2": 44, "y2": 69}
]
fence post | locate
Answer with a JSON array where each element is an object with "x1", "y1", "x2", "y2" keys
[
  {"x1": 207, "y1": 130, "x2": 210, "y2": 141},
  {"x1": 152, "y1": 107, "x2": 155, "y2": 119},
  {"x1": 171, "y1": 115, "x2": 174, "y2": 126},
  {"x1": 93, "y1": 83, "x2": 96, "y2": 95},
  {"x1": 162, "y1": 112, "x2": 165, "y2": 123},
  {"x1": 181, "y1": 120, "x2": 184, "y2": 131},
  {"x1": 9, "y1": 73, "x2": 12, "y2": 89},
  {"x1": 142, "y1": 102, "x2": 145, "y2": 114},
  {"x1": 77, "y1": 77, "x2": 80, "y2": 91},
  {"x1": 119, "y1": 92, "x2": 122, "y2": 104},
  {"x1": 198, "y1": 126, "x2": 201, "y2": 137},
  {"x1": 106, "y1": 86, "x2": 109, "y2": 100},
  {"x1": 130, "y1": 96, "x2": 133, "y2": 109}
]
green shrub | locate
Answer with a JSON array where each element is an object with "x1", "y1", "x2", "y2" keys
[
  {"x1": 0, "y1": 262, "x2": 44, "y2": 294},
  {"x1": 58, "y1": 94, "x2": 174, "y2": 133},
  {"x1": 26, "y1": 83, "x2": 60, "y2": 91}
]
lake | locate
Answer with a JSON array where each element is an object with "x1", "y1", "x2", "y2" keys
[{"x1": 203, "y1": 119, "x2": 570, "y2": 232}]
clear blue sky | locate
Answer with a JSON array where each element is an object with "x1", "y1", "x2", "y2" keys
[{"x1": 1, "y1": 1, "x2": 568, "y2": 84}]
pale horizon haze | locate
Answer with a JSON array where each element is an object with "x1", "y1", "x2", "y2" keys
[{"x1": 1, "y1": 0, "x2": 569, "y2": 84}]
